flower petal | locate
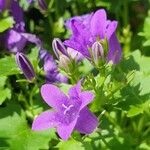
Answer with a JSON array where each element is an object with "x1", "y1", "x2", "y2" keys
[
  {"x1": 107, "y1": 33, "x2": 122, "y2": 64},
  {"x1": 0, "y1": 0, "x2": 6, "y2": 12},
  {"x1": 68, "y1": 81, "x2": 81, "y2": 99},
  {"x1": 75, "y1": 107, "x2": 98, "y2": 134},
  {"x1": 32, "y1": 111, "x2": 57, "y2": 130},
  {"x1": 10, "y1": 0, "x2": 24, "y2": 24},
  {"x1": 90, "y1": 9, "x2": 107, "y2": 38},
  {"x1": 105, "y1": 21, "x2": 118, "y2": 40},
  {"x1": 41, "y1": 84, "x2": 68, "y2": 110},
  {"x1": 5, "y1": 29, "x2": 27, "y2": 53},
  {"x1": 57, "y1": 118, "x2": 78, "y2": 140},
  {"x1": 80, "y1": 91, "x2": 94, "y2": 110}
]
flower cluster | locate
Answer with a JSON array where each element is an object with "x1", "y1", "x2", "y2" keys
[
  {"x1": 0, "y1": 0, "x2": 122, "y2": 141},
  {"x1": 64, "y1": 9, "x2": 122, "y2": 65}
]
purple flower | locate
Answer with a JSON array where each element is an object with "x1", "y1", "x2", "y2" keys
[
  {"x1": 64, "y1": 9, "x2": 122, "y2": 64},
  {"x1": 32, "y1": 81, "x2": 98, "y2": 140},
  {"x1": 0, "y1": 0, "x2": 24, "y2": 25},
  {"x1": 16, "y1": 52, "x2": 35, "y2": 81},
  {"x1": 0, "y1": 0, "x2": 41, "y2": 53},
  {"x1": 1, "y1": 29, "x2": 41, "y2": 53},
  {"x1": 39, "y1": 49, "x2": 68, "y2": 83}
]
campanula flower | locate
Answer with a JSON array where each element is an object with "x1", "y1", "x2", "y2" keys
[
  {"x1": 16, "y1": 52, "x2": 35, "y2": 81},
  {"x1": 1, "y1": 29, "x2": 41, "y2": 53},
  {"x1": 0, "y1": 0, "x2": 41, "y2": 53},
  {"x1": 64, "y1": 9, "x2": 122, "y2": 64},
  {"x1": 32, "y1": 81, "x2": 98, "y2": 140},
  {"x1": 39, "y1": 49, "x2": 68, "y2": 83}
]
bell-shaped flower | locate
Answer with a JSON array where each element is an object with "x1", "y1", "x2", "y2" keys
[
  {"x1": 0, "y1": 0, "x2": 41, "y2": 53},
  {"x1": 64, "y1": 9, "x2": 122, "y2": 64},
  {"x1": 16, "y1": 52, "x2": 35, "y2": 81},
  {"x1": 32, "y1": 81, "x2": 98, "y2": 140}
]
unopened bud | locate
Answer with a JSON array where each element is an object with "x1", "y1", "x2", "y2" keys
[
  {"x1": 16, "y1": 52, "x2": 35, "y2": 81},
  {"x1": 52, "y1": 38, "x2": 68, "y2": 58},
  {"x1": 59, "y1": 55, "x2": 70, "y2": 71},
  {"x1": 38, "y1": 0, "x2": 47, "y2": 10},
  {"x1": 91, "y1": 42, "x2": 104, "y2": 64}
]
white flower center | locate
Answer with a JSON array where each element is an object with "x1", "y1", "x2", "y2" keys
[{"x1": 62, "y1": 104, "x2": 74, "y2": 115}]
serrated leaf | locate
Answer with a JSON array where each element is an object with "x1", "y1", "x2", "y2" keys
[
  {"x1": 0, "y1": 56, "x2": 20, "y2": 76},
  {"x1": 116, "y1": 50, "x2": 150, "y2": 117}
]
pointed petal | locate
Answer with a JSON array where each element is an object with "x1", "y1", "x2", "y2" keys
[
  {"x1": 57, "y1": 118, "x2": 78, "y2": 140},
  {"x1": 107, "y1": 33, "x2": 122, "y2": 64},
  {"x1": 32, "y1": 111, "x2": 57, "y2": 130},
  {"x1": 105, "y1": 21, "x2": 118, "y2": 40},
  {"x1": 90, "y1": 9, "x2": 107, "y2": 38},
  {"x1": 68, "y1": 81, "x2": 81, "y2": 99},
  {"x1": 75, "y1": 107, "x2": 98, "y2": 134},
  {"x1": 80, "y1": 91, "x2": 94, "y2": 110},
  {"x1": 10, "y1": 0, "x2": 24, "y2": 24},
  {"x1": 41, "y1": 84, "x2": 68, "y2": 110}
]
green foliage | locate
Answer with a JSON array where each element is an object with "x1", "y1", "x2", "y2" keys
[
  {"x1": 0, "y1": 77, "x2": 11, "y2": 105},
  {"x1": 0, "y1": 56, "x2": 20, "y2": 77},
  {"x1": 0, "y1": 17, "x2": 14, "y2": 33},
  {"x1": 139, "y1": 10, "x2": 150, "y2": 46},
  {"x1": 0, "y1": 103, "x2": 57, "y2": 150}
]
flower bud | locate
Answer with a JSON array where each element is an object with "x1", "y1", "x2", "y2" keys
[
  {"x1": 16, "y1": 52, "x2": 35, "y2": 81},
  {"x1": 38, "y1": 0, "x2": 47, "y2": 10},
  {"x1": 91, "y1": 41, "x2": 104, "y2": 64},
  {"x1": 59, "y1": 55, "x2": 70, "y2": 71},
  {"x1": 52, "y1": 38, "x2": 68, "y2": 58}
]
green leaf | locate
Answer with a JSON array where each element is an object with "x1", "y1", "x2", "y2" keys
[
  {"x1": 0, "y1": 103, "x2": 57, "y2": 150},
  {"x1": 116, "y1": 50, "x2": 150, "y2": 117},
  {"x1": 0, "y1": 77, "x2": 11, "y2": 105},
  {"x1": 0, "y1": 17, "x2": 14, "y2": 32},
  {"x1": 127, "y1": 105, "x2": 144, "y2": 117},
  {"x1": 0, "y1": 76, "x2": 7, "y2": 88},
  {"x1": 0, "y1": 56, "x2": 20, "y2": 77},
  {"x1": 0, "y1": 88, "x2": 11, "y2": 105},
  {"x1": 56, "y1": 139, "x2": 85, "y2": 150}
]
